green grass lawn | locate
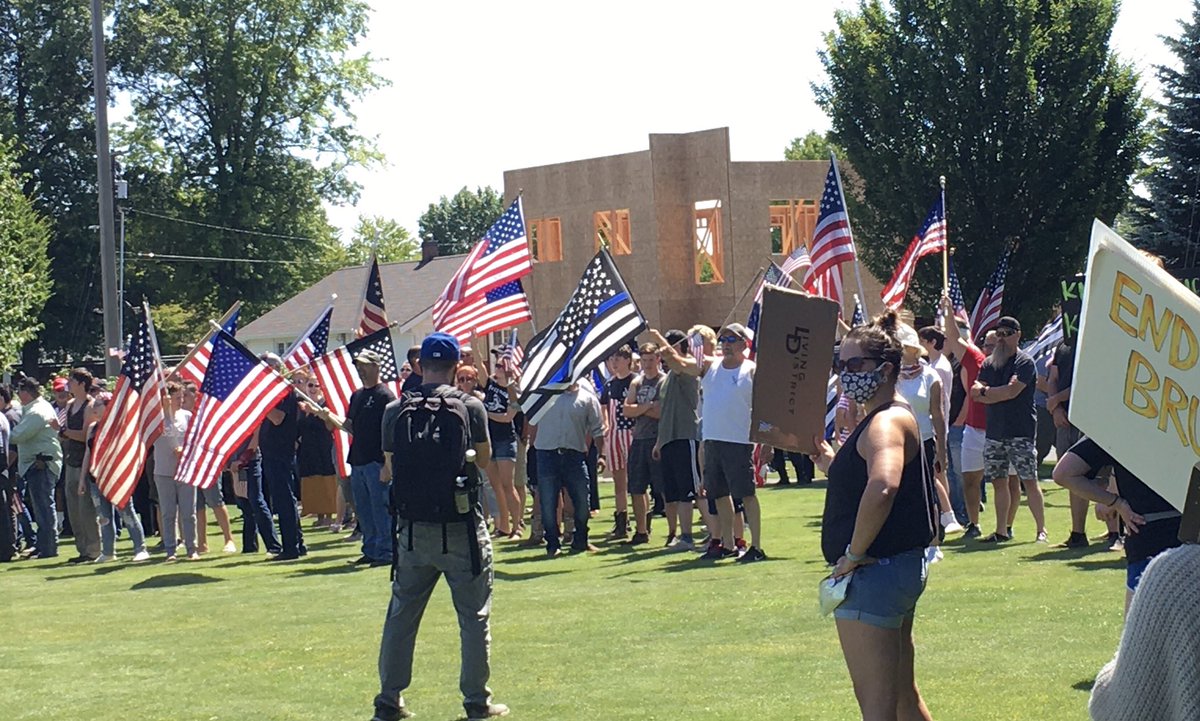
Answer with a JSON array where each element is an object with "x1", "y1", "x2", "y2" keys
[{"x1": 1, "y1": 473, "x2": 1125, "y2": 721}]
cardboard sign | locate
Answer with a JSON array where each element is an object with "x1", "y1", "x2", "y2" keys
[
  {"x1": 750, "y1": 286, "x2": 839, "y2": 454},
  {"x1": 1071, "y1": 220, "x2": 1200, "y2": 515},
  {"x1": 1060, "y1": 274, "x2": 1086, "y2": 343}
]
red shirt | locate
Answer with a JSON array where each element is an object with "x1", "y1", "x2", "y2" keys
[{"x1": 960, "y1": 345, "x2": 987, "y2": 430}]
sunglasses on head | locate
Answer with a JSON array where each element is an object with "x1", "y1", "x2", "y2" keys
[
  {"x1": 836, "y1": 356, "x2": 883, "y2": 373},
  {"x1": 995, "y1": 328, "x2": 1016, "y2": 338},
  {"x1": 717, "y1": 335, "x2": 743, "y2": 344}
]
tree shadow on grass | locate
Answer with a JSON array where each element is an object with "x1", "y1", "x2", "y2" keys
[
  {"x1": 130, "y1": 573, "x2": 223, "y2": 590},
  {"x1": 1064, "y1": 557, "x2": 1126, "y2": 572},
  {"x1": 44, "y1": 564, "x2": 128, "y2": 581}
]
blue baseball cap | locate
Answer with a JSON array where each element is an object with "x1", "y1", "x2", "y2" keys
[{"x1": 421, "y1": 332, "x2": 461, "y2": 361}]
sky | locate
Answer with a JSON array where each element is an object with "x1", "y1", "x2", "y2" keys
[{"x1": 322, "y1": 0, "x2": 1196, "y2": 241}]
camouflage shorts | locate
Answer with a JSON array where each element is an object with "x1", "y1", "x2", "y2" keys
[{"x1": 984, "y1": 437, "x2": 1037, "y2": 481}]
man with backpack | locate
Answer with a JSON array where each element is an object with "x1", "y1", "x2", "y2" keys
[{"x1": 371, "y1": 332, "x2": 508, "y2": 721}]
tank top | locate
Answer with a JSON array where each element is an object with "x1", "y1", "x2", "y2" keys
[
  {"x1": 700, "y1": 359, "x2": 755, "y2": 444},
  {"x1": 820, "y1": 400, "x2": 937, "y2": 565},
  {"x1": 64, "y1": 401, "x2": 88, "y2": 468}
]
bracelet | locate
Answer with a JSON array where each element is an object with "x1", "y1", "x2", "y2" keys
[
  {"x1": 844, "y1": 545, "x2": 867, "y2": 563},
  {"x1": 1105, "y1": 494, "x2": 1121, "y2": 509}
]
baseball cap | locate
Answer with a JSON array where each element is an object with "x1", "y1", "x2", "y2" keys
[
  {"x1": 421, "y1": 332, "x2": 461, "y2": 362},
  {"x1": 52, "y1": 377, "x2": 68, "y2": 393},
  {"x1": 664, "y1": 329, "x2": 687, "y2": 348},
  {"x1": 721, "y1": 322, "x2": 753, "y2": 342},
  {"x1": 896, "y1": 323, "x2": 922, "y2": 351},
  {"x1": 354, "y1": 348, "x2": 384, "y2": 366},
  {"x1": 997, "y1": 316, "x2": 1021, "y2": 333}
]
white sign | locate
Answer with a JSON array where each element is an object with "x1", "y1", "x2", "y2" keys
[{"x1": 1071, "y1": 220, "x2": 1200, "y2": 512}]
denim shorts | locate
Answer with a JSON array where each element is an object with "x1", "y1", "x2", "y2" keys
[
  {"x1": 1126, "y1": 557, "x2": 1151, "y2": 592},
  {"x1": 491, "y1": 438, "x2": 518, "y2": 462},
  {"x1": 833, "y1": 549, "x2": 928, "y2": 629}
]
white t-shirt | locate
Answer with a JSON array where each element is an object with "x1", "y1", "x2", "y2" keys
[
  {"x1": 932, "y1": 353, "x2": 952, "y2": 421},
  {"x1": 897, "y1": 363, "x2": 940, "y2": 443},
  {"x1": 153, "y1": 408, "x2": 192, "y2": 478},
  {"x1": 700, "y1": 359, "x2": 755, "y2": 444}
]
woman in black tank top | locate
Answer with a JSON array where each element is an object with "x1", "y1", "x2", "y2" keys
[{"x1": 810, "y1": 310, "x2": 937, "y2": 721}]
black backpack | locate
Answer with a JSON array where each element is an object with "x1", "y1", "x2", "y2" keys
[{"x1": 390, "y1": 387, "x2": 473, "y2": 524}]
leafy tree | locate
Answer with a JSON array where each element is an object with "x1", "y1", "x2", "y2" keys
[
  {"x1": 345, "y1": 215, "x2": 420, "y2": 265},
  {"x1": 784, "y1": 131, "x2": 844, "y2": 161},
  {"x1": 418, "y1": 186, "x2": 505, "y2": 256},
  {"x1": 111, "y1": 0, "x2": 385, "y2": 321},
  {"x1": 1137, "y1": 2, "x2": 1200, "y2": 267},
  {"x1": 0, "y1": 138, "x2": 52, "y2": 371},
  {"x1": 815, "y1": 0, "x2": 1147, "y2": 324},
  {"x1": 0, "y1": 2, "x2": 104, "y2": 362}
]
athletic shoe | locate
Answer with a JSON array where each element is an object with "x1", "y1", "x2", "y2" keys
[
  {"x1": 734, "y1": 537, "x2": 747, "y2": 552},
  {"x1": 370, "y1": 704, "x2": 414, "y2": 721},
  {"x1": 736, "y1": 546, "x2": 767, "y2": 563},
  {"x1": 1056, "y1": 532, "x2": 1089, "y2": 548},
  {"x1": 222, "y1": 541, "x2": 238, "y2": 554},
  {"x1": 186, "y1": 552, "x2": 202, "y2": 561},
  {"x1": 1035, "y1": 530, "x2": 1049, "y2": 544},
  {"x1": 720, "y1": 546, "x2": 738, "y2": 559},
  {"x1": 465, "y1": 701, "x2": 510, "y2": 720},
  {"x1": 940, "y1": 512, "x2": 964, "y2": 534},
  {"x1": 132, "y1": 550, "x2": 151, "y2": 562},
  {"x1": 1107, "y1": 533, "x2": 1125, "y2": 552},
  {"x1": 925, "y1": 546, "x2": 943, "y2": 564},
  {"x1": 346, "y1": 530, "x2": 363, "y2": 543},
  {"x1": 164, "y1": 555, "x2": 178, "y2": 563},
  {"x1": 570, "y1": 543, "x2": 600, "y2": 553},
  {"x1": 963, "y1": 523, "x2": 982, "y2": 539},
  {"x1": 626, "y1": 533, "x2": 649, "y2": 546},
  {"x1": 93, "y1": 554, "x2": 116, "y2": 563},
  {"x1": 667, "y1": 535, "x2": 695, "y2": 552},
  {"x1": 66, "y1": 555, "x2": 89, "y2": 565},
  {"x1": 702, "y1": 543, "x2": 727, "y2": 560},
  {"x1": 349, "y1": 555, "x2": 373, "y2": 565},
  {"x1": 545, "y1": 547, "x2": 562, "y2": 558},
  {"x1": 979, "y1": 532, "x2": 1010, "y2": 543},
  {"x1": 268, "y1": 553, "x2": 300, "y2": 562},
  {"x1": 1007, "y1": 526, "x2": 1014, "y2": 538},
  {"x1": 663, "y1": 533, "x2": 675, "y2": 547},
  {"x1": 369, "y1": 558, "x2": 392, "y2": 567}
]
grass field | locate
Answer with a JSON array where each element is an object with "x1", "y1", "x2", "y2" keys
[{"x1": 0, "y1": 472, "x2": 1125, "y2": 721}]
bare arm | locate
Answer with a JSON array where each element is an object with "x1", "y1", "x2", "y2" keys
[
  {"x1": 844, "y1": 409, "x2": 913, "y2": 563},
  {"x1": 939, "y1": 295, "x2": 970, "y2": 359},
  {"x1": 973, "y1": 376, "x2": 1027, "y2": 404},
  {"x1": 648, "y1": 329, "x2": 708, "y2": 377},
  {"x1": 1052, "y1": 452, "x2": 1144, "y2": 533},
  {"x1": 623, "y1": 377, "x2": 645, "y2": 418}
]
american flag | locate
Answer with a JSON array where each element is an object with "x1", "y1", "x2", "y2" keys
[
  {"x1": 359, "y1": 254, "x2": 389, "y2": 335},
  {"x1": 970, "y1": 246, "x2": 1012, "y2": 339},
  {"x1": 436, "y1": 279, "x2": 532, "y2": 343},
  {"x1": 434, "y1": 198, "x2": 532, "y2": 323},
  {"x1": 310, "y1": 328, "x2": 400, "y2": 478},
  {"x1": 175, "y1": 330, "x2": 292, "y2": 490},
  {"x1": 779, "y1": 243, "x2": 812, "y2": 279},
  {"x1": 803, "y1": 154, "x2": 856, "y2": 294},
  {"x1": 947, "y1": 257, "x2": 969, "y2": 322},
  {"x1": 1026, "y1": 314, "x2": 1064, "y2": 363},
  {"x1": 90, "y1": 308, "x2": 167, "y2": 509},
  {"x1": 605, "y1": 381, "x2": 635, "y2": 470},
  {"x1": 518, "y1": 249, "x2": 646, "y2": 424},
  {"x1": 754, "y1": 263, "x2": 788, "y2": 304},
  {"x1": 687, "y1": 332, "x2": 705, "y2": 364},
  {"x1": 283, "y1": 305, "x2": 333, "y2": 372},
  {"x1": 851, "y1": 294, "x2": 866, "y2": 327},
  {"x1": 881, "y1": 196, "x2": 947, "y2": 309},
  {"x1": 177, "y1": 306, "x2": 240, "y2": 387},
  {"x1": 498, "y1": 329, "x2": 524, "y2": 380},
  {"x1": 809, "y1": 265, "x2": 845, "y2": 307}
]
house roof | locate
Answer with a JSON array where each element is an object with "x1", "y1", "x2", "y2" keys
[{"x1": 239, "y1": 254, "x2": 468, "y2": 341}]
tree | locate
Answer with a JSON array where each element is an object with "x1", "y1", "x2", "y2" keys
[
  {"x1": 0, "y1": 138, "x2": 52, "y2": 371},
  {"x1": 111, "y1": 0, "x2": 385, "y2": 320},
  {"x1": 1138, "y1": 2, "x2": 1200, "y2": 267},
  {"x1": 784, "y1": 131, "x2": 844, "y2": 161},
  {"x1": 815, "y1": 0, "x2": 1147, "y2": 324},
  {"x1": 0, "y1": 3, "x2": 104, "y2": 362},
  {"x1": 345, "y1": 215, "x2": 420, "y2": 265},
  {"x1": 418, "y1": 186, "x2": 505, "y2": 256}
]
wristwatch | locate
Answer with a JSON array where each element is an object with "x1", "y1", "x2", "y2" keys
[{"x1": 844, "y1": 545, "x2": 867, "y2": 563}]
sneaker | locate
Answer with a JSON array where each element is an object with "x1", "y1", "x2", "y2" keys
[
  {"x1": 1007, "y1": 526, "x2": 1014, "y2": 538},
  {"x1": 1107, "y1": 533, "x2": 1125, "y2": 552},
  {"x1": 66, "y1": 555, "x2": 89, "y2": 565},
  {"x1": 736, "y1": 546, "x2": 767, "y2": 563},
  {"x1": 667, "y1": 535, "x2": 695, "y2": 552},
  {"x1": 464, "y1": 702, "x2": 510, "y2": 720},
  {"x1": 1035, "y1": 530, "x2": 1049, "y2": 544},
  {"x1": 222, "y1": 541, "x2": 238, "y2": 554},
  {"x1": 663, "y1": 533, "x2": 676, "y2": 547},
  {"x1": 734, "y1": 537, "x2": 747, "y2": 552},
  {"x1": 626, "y1": 533, "x2": 649, "y2": 546},
  {"x1": 720, "y1": 546, "x2": 738, "y2": 559},
  {"x1": 545, "y1": 547, "x2": 562, "y2": 558},
  {"x1": 702, "y1": 543, "x2": 726, "y2": 560},
  {"x1": 924, "y1": 546, "x2": 943, "y2": 564},
  {"x1": 940, "y1": 512, "x2": 964, "y2": 534},
  {"x1": 186, "y1": 552, "x2": 202, "y2": 561},
  {"x1": 93, "y1": 553, "x2": 116, "y2": 563},
  {"x1": 369, "y1": 558, "x2": 392, "y2": 567},
  {"x1": 164, "y1": 555, "x2": 178, "y2": 563},
  {"x1": 132, "y1": 550, "x2": 151, "y2": 563},
  {"x1": 370, "y1": 704, "x2": 415, "y2": 721},
  {"x1": 979, "y1": 532, "x2": 1010, "y2": 543},
  {"x1": 570, "y1": 543, "x2": 600, "y2": 553},
  {"x1": 329, "y1": 523, "x2": 342, "y2": 533},
  {"x1": 346, "y1": 530, "x2": 363, "y2": 543},
  {"x1": 1056, "y1": 532, "x2": 1089, "y2": 548},
  {"x1": 269, "y1": 553, "x2": 300, "y2": 562},
  {"x1": 963, "y1": 523, "x2": 982, "y2": 539},
  {"x1": 349, "y1": 555, "x2": 374, "y2": 565}
]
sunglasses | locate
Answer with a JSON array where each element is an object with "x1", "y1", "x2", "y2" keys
[
  {"x1": 717, "y1": 335, "x2": 743, "y2": 344},
  {"x1": 836, "y1": 356, "x2": 883, "y2": 373},
  {"x1": 995, "y1": 328, "x2": 1016, "y2": 338}
]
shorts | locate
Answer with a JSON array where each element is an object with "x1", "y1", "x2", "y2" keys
[
  {"x1": 961, "y1": 426, "x2": 986, "y2": 473},
  {"x1": 491, "y1": 437, "x2": 518, "y2": 462},
  {"x1": 627, "y1": 438, "x2": 662, "y2": 495},
  {"x1": 1126, "y1": 557, "x2": 1151, "y2": 593},
  {"x1": 606, "y1": 430, "x2": 632, "y2": 471},
  {"x1": 659, "y1": 439, "x2": 699, "y2": 503},
  {"x1": 702, "y1": 440, "x2": 755, "y2": 500},
  {"x1": 984, "y1": 437, "x2": 1037, "y2": 482},
  {"x1": 1054, "y1": 424, "x2": 1082, "y2": 458},
  {"x1": 707, "y1": 495, "x2": 745, "y2": 516},
  {"x1": 198, "y1": 482, "x2": 225, "y2": 509},
  {"x1": 834, "y1": 548, "x2": 928, "y2": 629}
]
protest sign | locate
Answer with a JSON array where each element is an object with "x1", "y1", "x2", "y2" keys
[
  {"x1": 1060, "y1": 274, "x2": 1085, "y2": 343},
  {"x1": 1071, "y1": 220, "x2": 1200, "y2": 518},
  {"x1": 750, "y1": 286, "x2": 839, "y2": 454}
]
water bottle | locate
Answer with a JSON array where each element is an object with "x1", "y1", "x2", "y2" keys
[{"x1": 455, "y1": 449, "x2": 477, "y2": 514}]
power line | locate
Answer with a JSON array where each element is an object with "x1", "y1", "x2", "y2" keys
[
  {"x1": 126, "y1": 206, "x2": 327, "y2": 243},
  {"x1": 130, "y1": 251, "x2": 302, "y2": 265}
]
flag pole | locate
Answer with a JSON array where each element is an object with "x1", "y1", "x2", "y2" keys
[
  {"x1": 170, "y1": 300, "x2": 241, "y2": 377},
  {"x1": 283, "y1": 319, "x2": 400, "y2": 378},
  {"x1": 940, "y1": 175, "x2": 949, "y2": 295},
  {"x1": 719, "y1": 266, "x2": 767, "y2": 331},
  {"x1": 832, "y1": 152, "x2": 869, "y2": 316}
]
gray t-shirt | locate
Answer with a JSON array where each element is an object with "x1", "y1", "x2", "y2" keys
[
  {"x1": 630, "y1": 372, "x2": 664, "y2": 441},
  {"x1": 381, "y1": 384, "x2": 490, "y2": 456},
  {"x1": 531, "y1": 388, "x2": 603, "y2": 453},
  {"x1": 656, "y1": 371, "x2": 699, "y2": 445}
]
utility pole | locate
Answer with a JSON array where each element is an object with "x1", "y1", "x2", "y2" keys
[{"x1": 91, "y1": 0, "x2": 120, "y2": 376}]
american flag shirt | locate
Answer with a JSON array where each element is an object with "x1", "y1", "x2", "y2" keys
[{"x1": 600, "y1": 375, "x2": 635, "y2": 470}]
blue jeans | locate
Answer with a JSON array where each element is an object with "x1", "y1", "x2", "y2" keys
[
  {"x1": 89, "y1": 481, "x2": 148, "y2": 557},
  {"x1": 263, "y1": 454, "x2": 305, "y2": 557},
  {"x1": 947, "y1": 425, "x2": 968, "y2": 523},
  {"x1": 351, "y1": 462, "x2": 392, "y2": 562},
  {"x1": 14, "y1": 473, "x2": 36, "y2": 549},
  {"x1": 236, "y1": 455, "x2": 281, "y2": 554},
  {"x1": 25, "y1": 465, "x2": 58, "y2": 557},
  {"x1": 535, "y1": 449, "x2": 590, "y2": 551}
]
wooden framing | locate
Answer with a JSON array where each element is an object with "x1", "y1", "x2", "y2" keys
[
  {"x1": 528, "y1": 217, "x2": 563, "y2": 262},
  {"x1": 768, "y1": 199, "x2": 818, "y2": 255},
  {"x1": 693, "y1": 200, "x2": 724, "y2": 284},
  {"x1": 593, "y1": 209, "x2": 632, "y2": 255}
]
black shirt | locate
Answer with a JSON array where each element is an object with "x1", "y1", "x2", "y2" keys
[
  {"x1": 600, "y1": 375, "x2": 634, "y2": 432},
  {"x1": 1066, "y1": 437, "x2": 1181, "y2": 565},
  {"x1": 978, "y1": 350, "x2": 1037, "y2": 439},
  {"x1": 401, "y1": 373, "x2": 423, "y2": 394},
  {"x1": 1050, "y1": 343, "x2": 1075, "y2": 411},
  {"x1": 482, "y1": 379, "x2": 515, "y2": 443},
  {"x1": 948, "y1": 356, "x2": 966, "y2": 425},
  {"x1": 821, "y1": 402, "x2": 936, "y2": 564},
  {"x1": 258, "y1": 391, "x2": 299, "y2": 460},
  {"x1": 346, "y1": 384, "x2": 396, "y2": 465},
  {"x1": 296, "y1": 409, "x2": 336, "y2": 477}
]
